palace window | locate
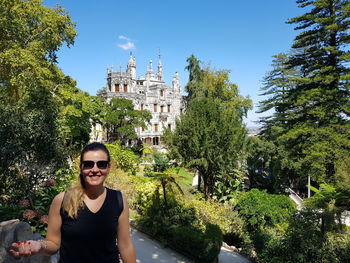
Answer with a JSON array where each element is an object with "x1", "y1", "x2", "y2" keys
[
  {"x1": 167, "y1": 104, "x2": 171, "y2": 112},
  {"x1": 123, "y1": 84, "x2": 128, "y2": 92},
  {"x1": 160, "y1": 90, "x2": 164, "y2": 96},
  {"x1": 141, "y1": 104, "x2": 144, "y2": 110},
  {"x1": 152, "y1": 137, "x2": 159, "y2": 145},
  {"x1": 160, "y1": 105, "x2": 164, "y2": 113},
  {"x1": 154, "y1": 123, "x2": 158, "y2": 132},
  {"x1": 154, "y1": 104, "x2": 158, "y2": 112},
  {"x1": 115, "y1": 84, "x2": 120, "y2": 92}
]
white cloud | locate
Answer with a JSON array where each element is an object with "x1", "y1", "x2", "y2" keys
[
  {"x1": 118, "y1": 41, "x2": 135, "y2": 50},
  {"x1": 117, "y1": 35, "x2": 135, "y2": 50},
  {"x1": 118, "y1": 35, "x2": 130, "y2": 41}
]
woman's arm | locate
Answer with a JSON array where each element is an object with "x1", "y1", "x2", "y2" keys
[
  {"x1": 117, "y1": 193, "x2": 136, "y2": 263},
  {"x1": 9, "y1": 192, "x2": 63, "y2": 257}
]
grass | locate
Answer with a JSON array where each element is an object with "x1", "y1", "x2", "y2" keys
[{"x1": 176, "y1": 167, "x2": 195, "y2": 186}]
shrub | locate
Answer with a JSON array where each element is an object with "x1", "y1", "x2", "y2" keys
[
  {"x1": 322, "y1": 232, "x2": 350, "y2": 263},
  {"x1": 134, "y1": 186, "x2": 223, "y2": 262},
  {"x1": 106, "y1": 143, "x2": 140, "y2": 175},
  {"x1": 257, "y1": 209, "x2": 350, "y2": 263},
  {"x1": 133, "y1": 180, "x2": 255, "y2": 261},
  {"x1": 0, "y1": 168, "x2": 74, "y2": 236},
  {"x1": 183, "y1": 194, "x2": 252, "y2": 251},
  {"x1": 236, "y1": 189, "x2": 296, "y2": 231},
  {"x1": 168, "y1": 224, "x2": 222, "y2": 263}
]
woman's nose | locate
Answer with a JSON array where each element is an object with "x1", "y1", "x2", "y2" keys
[{"x1": 91, "y1": 163, "x2": 100, "y2": 172}]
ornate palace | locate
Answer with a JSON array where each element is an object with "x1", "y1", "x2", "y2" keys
[{"x1": 94, "y1": 55, "x2": 185, "y2": 147}]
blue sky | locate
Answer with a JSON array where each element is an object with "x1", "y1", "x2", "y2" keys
[{"x1": 44, "y1": 0, "x2": 303, "y2": 126}]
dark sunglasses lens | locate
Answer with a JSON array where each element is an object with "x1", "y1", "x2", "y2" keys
[
  {"x1": 82, "y1": 161, "x2": 94, "y2": 170},
  {"x1": 97, "y1": 161, "x2": 109, "y2": 169}
]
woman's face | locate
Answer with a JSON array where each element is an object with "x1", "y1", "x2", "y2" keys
[{"x1": 80, "y1": 150, "x2": 110, "y2": 188}]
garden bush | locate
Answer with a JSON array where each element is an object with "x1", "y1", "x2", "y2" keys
[
  {"x1": 135, "y1": 196, "x2": 222, "y2": 263},
  {"x1": 257, "y1": 209, "x2": 350, "y2": 263},
  {"x1": 183, "y1": 193, "x2": 252, "y2": 252},
  {"x1": 0, "y1": 168, "x2": 75, "y2": 235},
  {"x1": 106, "y1": 143, "x2": 140, "y2": 175},
  {"x1": 168, "y1": 224, "x2": 222, "y2": 263},
  {"x1": 133, "y1": 179, "x2": 255, "y2": 261},
  {"x1": 235, "y1": 189, "x2": 296, "y2": 231}
]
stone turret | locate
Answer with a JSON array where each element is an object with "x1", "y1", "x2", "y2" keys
[
  {"x1": 146, "y1": 59, "x2": 155, "y2": 80},
  {"x1": 172, "y1": 72, "x2": 180, "y2": 92},
  {"x1": 127, "y1": 55, "x2": 136, "y2": 80},
  {"x1": 157, "y1": 56, "x2": 163, "y2": 81}
]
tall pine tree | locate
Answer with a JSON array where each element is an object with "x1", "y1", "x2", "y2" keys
[{"x1": 258, "y1": 0, "x2": 350, "y2": 190}]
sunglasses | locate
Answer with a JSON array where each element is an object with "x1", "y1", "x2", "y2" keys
[{"x1": 82, "y1": 160, "x2": 109, "y2": 170}]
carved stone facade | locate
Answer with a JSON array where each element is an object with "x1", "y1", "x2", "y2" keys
[{"x1": 95, "y1": 55, "x2": 185, "y2": 147}]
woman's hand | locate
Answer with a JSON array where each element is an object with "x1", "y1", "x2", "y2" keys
[{"x1": 9, "y1": 240, "x2": 42, "y2": 257}]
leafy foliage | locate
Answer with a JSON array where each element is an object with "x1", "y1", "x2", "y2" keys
[
  {"x1": 236, "y1": 189, "x2": 296, "y2": 232},
  {"x1": 0, "y1": 0, "x2": 76, "y2": 205},
  {"x1": 58, "y1": 83, "x2": 104, "y2": 150},
  {"x1": 165, "y1": 59, "x2": 252, "y2": 199},
  {"x1": 106, "y1": 143, "x2": 140, "y2": 175},
  {"x1": 257, "y1": 0, "x2": 350, "y2": 190},
  {"x1": 0, "y1": 168, "x2": 75, "y2": 236},
  {"x1": 258, "y1": 209, "x2": 350, "y2": 263},
  {"x1": 103, "y1": 98, "x2": 151, "y2": 144},
  {"x1": 0, "y1": 0, "x2": 76, "y2": 102},
  {"x1": 134, "y1": 186, "x2": 223, "y2": 263},
  {"x1": 0, "y1": 85, "x2": 67, "y2": 202}
]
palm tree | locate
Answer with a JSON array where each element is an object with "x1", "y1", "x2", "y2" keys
[{"x1": 146, "y1": 167, "x2": 184, "y2": 206}]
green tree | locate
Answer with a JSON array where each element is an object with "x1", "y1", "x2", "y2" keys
[
  {"x1": 253, "y1": 52, "x2": 303, "y2": 191},
  {"x1": 258, "y1": 0, "x2": 350, "y2": 190},
  {"x1": 0, "y1": 0, "x2": 76, "y2": 102},
  {"x1": 184, "y1": 55, "x2": 205, "y2": 103},
  {"x1": 103, "y1": 97, "x2": 152, "y2": 145},
  {"x1": 165, "y1": 57, "x2": 252, "y2": 199},
  {"x1": 258, "y1": 52, "x2": 300, "y2": 133},
  {"x1": 0, "y1": 0, "x2": 76, "y2": 202},
  {"x1": 58, "y1": 81, "x2": 104, "y2": 150},
  {"x1": 0, "y1": 85, "x2": 66, "y2": 204}
]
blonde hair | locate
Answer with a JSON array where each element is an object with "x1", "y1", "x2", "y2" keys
[
  {"x1": 62, "y1": 174, "x2": 86, "y2": 219},
  {"x1": 61, "y1": 142, "x2": 111, "y2": 218}
]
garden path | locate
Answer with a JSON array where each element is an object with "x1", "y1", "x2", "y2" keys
[{"x1": 130, "y1": 228, "x2": 251, "y2": 263}]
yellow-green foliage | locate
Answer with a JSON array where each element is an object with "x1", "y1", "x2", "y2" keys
[
  {"x1": 133, "y1": 181, "x2": 158, "y2": 212},
  {"x1": 183, "y1": 193, "x2": 244, "y2": 235},
  {"x1": 106, "y1": 143, "x2": 140, "y2": 175},
  {"x1": 105, "y1": 166, "x2": 138, "y2": 205}
]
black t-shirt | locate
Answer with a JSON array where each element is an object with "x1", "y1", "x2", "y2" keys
[{"x1": 59, "y1": 188, "x2": 124, "y2": 263}]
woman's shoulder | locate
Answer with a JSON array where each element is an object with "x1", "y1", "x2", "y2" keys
[
  {"x1": 106, "y1": 188, "x2": 124, "y2": 208},
  {"x1": 106, "y1": 187, "x2": 123, "y2": 195},
  {"x1": 51, "y1": 191, "x2": 65, "y2": 207}
]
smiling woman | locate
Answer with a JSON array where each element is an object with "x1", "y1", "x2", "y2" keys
[{"x1": 9, "y1": 142, "x2": 136, "y2": 263}]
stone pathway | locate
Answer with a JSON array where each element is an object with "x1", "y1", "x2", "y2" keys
[{"x1": 130, "y1": 228, "x2": 251, "y2": 263}]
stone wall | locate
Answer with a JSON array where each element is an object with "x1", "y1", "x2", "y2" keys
[{"x1": 0, "y1": 219, "x2": 59, "y2": 263}]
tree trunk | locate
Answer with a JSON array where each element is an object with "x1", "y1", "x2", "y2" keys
[
  {"x1": 203, "y1": 176, "x2": 209, "y2": 200},
  {"x1": 197, "y1": 171, "x2": 201, "y2": 192}
]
